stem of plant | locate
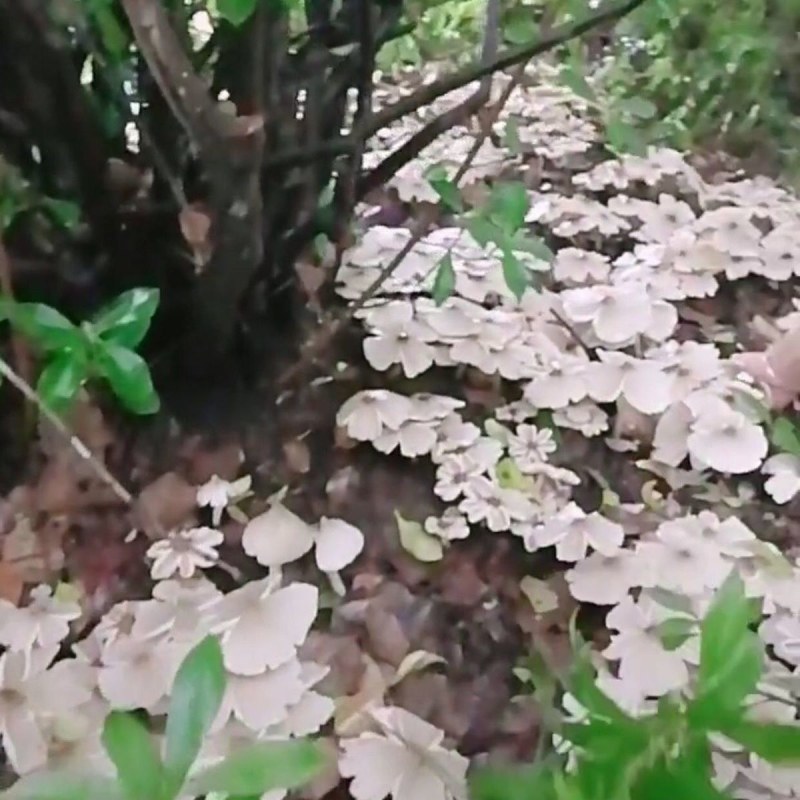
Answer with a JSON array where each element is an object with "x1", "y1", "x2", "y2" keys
[{"x1": 0, "y1": 356, "x2": 134, "y2": 506}]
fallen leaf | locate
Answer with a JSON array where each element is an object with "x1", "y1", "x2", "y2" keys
[
  {"x1": 180, "y1": 439, "x2": 244, "y2": 484},
  {"x1": 519, "y1": 576, "x2": 559, "y2": 615},
  {"x1": 39, "y1": 394, "x2": 112, "y2": 462},
  {"x1": 133, "y1": 472, "x2": 197, "y2": 537},
  {"x1": 283, "y1": 437, "x2": 311, "y2": 474},
  {"x1": 179, "y1": 203, "x2": 213, "y2": 270},
  {"x1": 391, "y1": 650, "x2": 446, "y2": 686},
  {"x1": 295, "y1": 261, "x2": 326, "y2": 310},
  {"x1": 300, "y1": 631, "x2": 365, "y2": 696},
  {"x1": 2, "y1": 513, "x2": 63, "y2": 583},
  {"x1": 334, "y1": 654, "x2": 388, "y2": 736},
  {"x1": 394, "y1": 510, "x2": 443, "y2": 563},
  {"x1": 0, "y1": 562, "x2": 23, "y2": 604}
]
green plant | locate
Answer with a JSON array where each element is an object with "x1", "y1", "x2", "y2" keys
[
  {"x1": 472, "y1": 573, "x2": 800, "y2": 800},
  {"x1": 598, "y1": 0, "x2": 800, "y2": 172},
  {"x1": 0, "y1": 288, "x2": 160, "y2": 415},
  {"x1": 2, "y1": 636, "x2": 324, "y2": 800},
  {"x1": 426, "y1": 169, "x2": 553, "y2": 303}
]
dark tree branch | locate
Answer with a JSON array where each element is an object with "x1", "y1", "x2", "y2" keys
[
  {"x1": 121, "y1": 0, "x2": 266, "y2": 365},
  {"x1": 0, "y1": 0, "x2": 112, "y2": 235},
  {"x1": 358, "y1": 0, "x2": 500, "y2": 198},
  {"x1": 364, "y1": 0, "x2": 650, "y2": 137}
]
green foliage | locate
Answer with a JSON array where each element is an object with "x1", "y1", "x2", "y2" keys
[
  {"x1": 423, "y1": 165, "x2": 552, "y2": 305},
  {"x1": 162, "y1": 635, "x2": 226, "y2": 797},
  {"x1": 432, "y1": 252, "x2": 457, "y2": 305},
  {"x1": 0, "y1": 288, "x2": 160, "y2": 415},
  {"x1": 217, "y1": 0, "x2": 260, "y2": 26},
  {"x1": 473, "y1": 572, "x2": 800, "y2": 800},
  {"x1": 186, "y1": 739, "x2": 325, "y2": 796},
  {"x1": 599, "y1": 0, "x2": 800, "y2": 172},
  {"x1": 770, "y1": 415, "x2": 800, "y2": 457},
  {"x1": 0, "y1": 162, "x2": 81, "y2": 233},
  {"x1": 468, "y1": 181, "x2": 552, "y2": 300},
  {"x1": 1, "y1": 636, "x2": 323, "y2": 800},
  {"x1": 102, "y1": 713, "x2": 164, "y2": 800}
]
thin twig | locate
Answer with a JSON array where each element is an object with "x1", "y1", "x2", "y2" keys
[
  {"x1": 0, "y1": 355, "x2": 244, "y2": 579},
  {"x1": 0, "y1": 356, "x2": 133, "y2": 506},
  {"x1": 550, "y1": 309, "x2": 594, "y2": 359}
]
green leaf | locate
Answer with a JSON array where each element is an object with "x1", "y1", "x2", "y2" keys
[
  {"x1": 0, "y1": 771, "x2": 123, "y2": 800},
  {"x1": 472, "y1": 765, "x2": 556, "y2": 800},
  {"x1": 395, "y1": 510, "x2": 443, "y2": 562},
  {"x1": 689, "y1": 572, "x2": 762, "y2": 728},
  {"x1": 618, "y1": 96, "x2": 658, "y2": 120},
  {"x1": 94, "y1": 342, "x2": 160, "y2": 415},
  {"x1": 495, "y1": 457, "x2": 530, "y2": 491},
  {"x1": 559, "y1": 63, "x2": 595, "y2": 101},
  {"x1": 721, "y1": 720, "x2": 800, "y2": 762},
  {"x1": 163, "y1": 636, "x2": 226, "y2": 798},
  {"x1": 646, "y1": 588, "x2": 696, "y2": 616},
  {"x1": 488, "y1": 181, "x2": 528, "y2": 233},
  {"x1": 632, "y1": 755, "x2": 727, "y2": 800},
  {"x1": 5, "y1": 302, "x2": 82, "y2": 351},
  {"x1": 37, "y1": 353, "x2": 87, "y2": 412},
  {"x1": 467, "y1": 215, "x2": 503, "y2": 248},
  {"x1": 771, "y1": 416, "x2": 800, "y2": 457},
  {"x1": 102, "y1": 712, "x2": 163, "y2": 800},
  {"x1": 656, "y1": 617, "x2": 697, "y2": 651},
  {"x1": 503, "y1": 12, "x2": 539, "y2": 46},
  {"x1": 504, "y1": 118, "x2": 524, "y2": 155},
  {"x1": 186, "y1": 740, "x2": 323, "y2": 797},
  {"x1": 510, "y1": 232, "x2": 554, "y2": 262},
  {"x1": 40, "y1": 198, "x2": 81, "y2": 230},
  {"x1": 566, "y1": 650, "x2": 635, "y2": 725},
  {"x1": 91, "y1": 288, "x2": 160, "y2": 350},
  {"x1": 431, "y1": 253, "x2": 456, "y2": 305},
  {"x1": 560, "y1": 717, "x2": 649, "y2": 760},
  {"x1": 217, "y1": 0, "x2": 259, "y2": 25},
  {"x1": 605, "y1": 116, "x2": 648, "y2": 156},
  {"x1": 502, "y1": 251, "x2": 529, "y2": 300},
  {"x1": 426, "y1": 165, "x2": 462, "y2": 212}
]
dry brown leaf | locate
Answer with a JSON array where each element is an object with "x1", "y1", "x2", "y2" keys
[
  {"x1": 180, "y1": 439, "x2": 244, "y2": 484},
  {"x1": 179, "y1": 203, "x2": 213, "y2": 271},
  {"x1": 2, "y1": 514, "x2": 63, "y2": 583},
  {"x1": 334, "y1": 654, "x2": 389, "y2": 736},
  {"x1": 0, "y1": 562, "x2": 23, "y2": 605},
  {"x1": 283, "y1": 437, "x2": 311, "y2": 475},
  {"x1": 295, "y1": 261, "x2": 326, "y2": 311},
  {"x1": 39, "y1": 394, "x2": 113, "y2": 463},
  {"x1": 300, "y1": 631, "x2": 365, "y2": 697},
  {"x1": 34, "y1": 455, "x2": 116, "y2": 515},
  {"x1": 134, "y1": 472, "x2": 197, "y2": 537},
  {"x1": 439, "y1": 549, "x2": 487, "y2": 607}
]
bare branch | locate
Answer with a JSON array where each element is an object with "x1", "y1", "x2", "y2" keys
[
  {"x1": 358, "y1": 0, "x2": 502, "y2": 198},
  {"x1": 364, "y1": 0, "x2": 649, "y2": 137}
]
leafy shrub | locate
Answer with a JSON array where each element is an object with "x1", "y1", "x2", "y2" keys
[
  {"x1": 0, "y1": 288, "x2": 160, "y2": 414},
  {"x1": 473, "y1": 573, "x2": 800, "y2": 800},
  {"x1": 2, "y1": 636, "x2": 323, "y2": 800},
  {"x1": 598, "y1": 0, "x2": 800, "y2": 173}
]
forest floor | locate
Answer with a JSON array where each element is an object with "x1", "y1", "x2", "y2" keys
[{"x1": 1, "y1": 60, "x2": 800, "y2": 799}]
